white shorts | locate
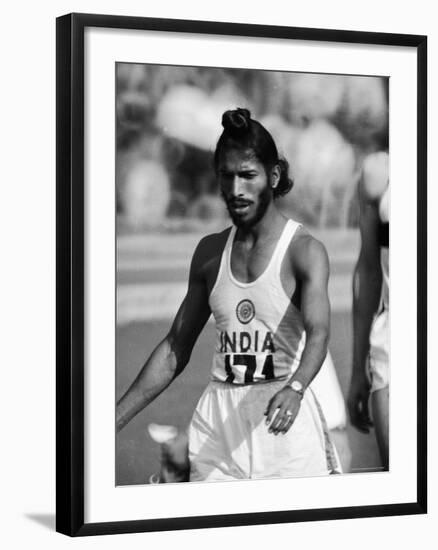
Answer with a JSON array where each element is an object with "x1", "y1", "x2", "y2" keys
[
  {"x1": 188, "y1": 380, "x2": 341, "y2": 482},
  {"x1": 368, "y1": 309, "x2": 389, "y2": 393}
]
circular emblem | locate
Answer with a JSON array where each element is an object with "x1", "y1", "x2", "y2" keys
[{"x1": 236, "y1": 299, "x2": 255, "y2": 324}]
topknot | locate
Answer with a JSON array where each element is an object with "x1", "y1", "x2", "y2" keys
[{"x1": 221, "y1": 108, "x2": 251, "y2": 135}]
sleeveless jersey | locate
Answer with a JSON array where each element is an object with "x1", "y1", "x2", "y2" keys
[{"x1": 209, "y1": 219, "x2": 305, "y2": 385}]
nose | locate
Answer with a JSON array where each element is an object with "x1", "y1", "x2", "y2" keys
[{"x1": 229, "y1": 175, "x2": 244, "y2": 197}]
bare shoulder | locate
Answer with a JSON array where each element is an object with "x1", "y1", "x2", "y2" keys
[
  {"x1": 288, "y1": 227, "x2": 329, "y2": 279},
  {"x1": 361, "y1": 151, "x2": 389, "y2": 203},
  {"x1": 190, "y1": 227, "x2": 231, "y2": 274}
]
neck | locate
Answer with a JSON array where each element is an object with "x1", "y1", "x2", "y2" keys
[{"x1": 235, "y1": 202, "x2": 285, "y2": 244}]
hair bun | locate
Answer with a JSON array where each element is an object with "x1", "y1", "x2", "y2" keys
[{"x1": 221, "y1": 108, "x2": 251, "y2": 135}]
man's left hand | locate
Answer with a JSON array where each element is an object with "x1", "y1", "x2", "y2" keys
[{"x1": 264, "y1": 386, "x2": 302, "y2": 435}]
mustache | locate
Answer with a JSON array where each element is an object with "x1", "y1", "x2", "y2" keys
[{"x1": 221, "y1": 195, "x2": 253, "y2": 208}]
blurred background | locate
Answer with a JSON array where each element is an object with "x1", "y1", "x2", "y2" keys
[{"x1": 116, "y1": 63, "x2": 388, "y2": 485}]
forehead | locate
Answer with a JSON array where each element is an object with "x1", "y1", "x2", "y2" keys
[{"x1": 216, "y1": 148, "x2": 263, "y2": 171}]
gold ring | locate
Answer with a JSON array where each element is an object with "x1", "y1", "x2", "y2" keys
[{"x1": 285, "y1": 410, "x2": 293, "y2": 416}]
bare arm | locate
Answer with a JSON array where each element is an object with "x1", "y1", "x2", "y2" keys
[
  {"x1": 352, "y1": 190, "x2": 382, "y2": 379},
  {"x1": 265, "y1": 236, "x2": 330, "y2": 434},
  {"x1": 116, "y1": 240, "x2": 211, "y2": 432},
  {"x1": 287, "y1": 237, "x2": 330, "y2": 389},
  {"x1": 352, "y1": 151, "x2": 387, "y2": 374},
  {"x1": 348, "y1": 180, "x2": 382, "y2": 431}
]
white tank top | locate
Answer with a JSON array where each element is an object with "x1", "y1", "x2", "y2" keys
[{"x1": 209, "y1": 219, "x2": 306, "y2": 384}]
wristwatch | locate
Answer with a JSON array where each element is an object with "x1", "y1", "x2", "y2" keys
[{"x1": 287, "y1": 379, "x2": 305, "y2": 398}]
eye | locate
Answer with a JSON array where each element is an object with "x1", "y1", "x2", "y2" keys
[
  {"x1": 218, "y1": 171, "x2": 232, "y2": 180},
  {"x1": 241, "y1": 171, "x2": 257, "y2": 180}
]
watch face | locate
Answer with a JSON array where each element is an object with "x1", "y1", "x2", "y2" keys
[{"x1": 291, "y1": 380, "x2": 303, "y2": 393}]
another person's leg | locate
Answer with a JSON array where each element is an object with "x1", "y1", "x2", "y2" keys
[
  {"x1": 371, "y1": 386, "x2": 389, "y2": 470},
  {"x1": 368, "y1": 308, "x2": 389, "y2": 471}
]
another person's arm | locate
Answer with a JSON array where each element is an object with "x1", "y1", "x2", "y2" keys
[
  {"x1": 116, "y1": 240, "x2": 211, "y2": 432},
  {"x1": 264, "y1": 236, "x2": 330, "y2": 434},
  {"x1": 347, "y1": 181, "x2": 382, "y2": 432}
]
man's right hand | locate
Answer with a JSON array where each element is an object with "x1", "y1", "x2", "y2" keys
[{"x1": 347, "y1": 374, "x2": 373, "y2": 433}]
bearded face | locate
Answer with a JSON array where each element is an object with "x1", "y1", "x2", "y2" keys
[{"x1": 217, "y1": 148, "x2": 274, "y2": 228}]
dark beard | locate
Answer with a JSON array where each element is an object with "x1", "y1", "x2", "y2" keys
[{"x1": 222, "y1": 186, "x2": 272, "y2": 228}]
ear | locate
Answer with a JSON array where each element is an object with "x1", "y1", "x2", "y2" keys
[{"x1": 270, "y1": 165, "x2": 281, "y2": 189}]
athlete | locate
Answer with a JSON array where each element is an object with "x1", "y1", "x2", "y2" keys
[
  {"x1": 347, "y1": 151, "x2": 389, "y2": 470},
  {"x1": 117, "y1": 108, "x2": 341, "y2": 481}
]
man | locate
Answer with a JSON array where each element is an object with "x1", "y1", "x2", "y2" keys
[
  {"x1": 117, "y1": 108, "x2": 340, "y2": 481},
  {"x1": 347, "y1": 151, "x2": 389, "y2": 470}
]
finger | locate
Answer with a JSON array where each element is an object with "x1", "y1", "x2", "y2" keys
[
  {"x1": 269, "y1": 405, "x2": 289, "y2": 433},
  {"x1": 281, "y1": 415, "x2": 295, "y2": 434},
  {"x1": 354, "y1": 421, "x2": 371, "y2": 434},
  {"x1": 265, "y1": 397, "x2": 280, "y2": 425},
  {"x1": 356, "y1": 420, "x2": 373, "y2": 433},
  {"x1": 271, "y1": 403, "x2": 293, "y2": 433},
  {"x1": 351, "y1": 407, "x2": 368, "y2": 432},
  {"x1": 357, "y1": 398, "x2": 373, "y2": 429},
  {"x1": 263, "y1": 398, "x2": 272, "y2": 417},
  {"x1": 351, "y1": 400, "x2": 373, "y2": 433},
  {"x1": 361, "y1": 399, "x2": 373, "y2": 427},
  {"x1": 280, "y1": 405, "x2": 298, "y2": 433},
  {"x1": 264, "y1": 395, "x2": 277, "y2": 417},
  {"x1": 267, "y1": 409, "x2": 280, "y2": 432},
  {"x1": 278, "y1": 411, "x2": 295, "y2": 434}
]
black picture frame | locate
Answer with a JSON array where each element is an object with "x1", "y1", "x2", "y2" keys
[{"x1": 56, "y1": 12, "x2": 427, "y2": 537}]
